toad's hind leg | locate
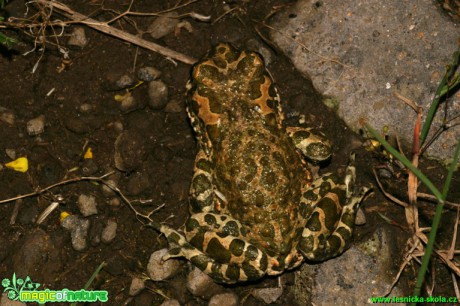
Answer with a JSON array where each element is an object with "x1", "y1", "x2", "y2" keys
[
  {"x1": 299, "y1": 154, "x2": 369, "y2": 261},
  {"x1": 149, "y1": 213, "x2": 276, "y2": 284}
]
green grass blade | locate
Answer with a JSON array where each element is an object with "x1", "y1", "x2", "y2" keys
[
  {"x1": 367, "y1": 124, "x2": 460, "y2": 302},
  {"x1": 70, "y1": 261, "x2": 106, "y2": 306},
  {"x1": 419, "y1": 46, "x2": 460, "y2": 147},
  {"x1": 411, "y1": 140, "x2": 460, "y2": 303},
  {"x1": 365, "y1": 124, "x2": 443, "y2": 200}
]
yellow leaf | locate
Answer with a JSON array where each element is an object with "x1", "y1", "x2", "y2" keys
[
  {"x1": 84, "y1": 147, "x2": 93, "y2": 159},
  {"x1": 5, "y1": 157, "x2": 28, "y2": 172},
  {"x1": 60, "y1": 211, "x2": 70, "y2": 222}
]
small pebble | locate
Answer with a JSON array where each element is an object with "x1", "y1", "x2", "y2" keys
[
  {"x1": 27, "y1": 115, "x2": 45, "y2": 136},
  {"x1": 115, "y1": 74, "x2": 135, "y2": 89},
  {"x1": 164, "y1": 99, "x2": 183, "y2": 113},
  {"x1": 118, "y1": 93, "x2": 138, "y2": 112},
  {"x1": 0, "y1": 109, "x2": 15, "y2": 125},
  {"x1": 101, "y1": 219, "x2": 117, "y2": 243},
  {"x1": 78, "y1": 194, "x2": 98, "y2": 217},
  {"x1": 186, "y1": 267, "x2": 224, "y2": 299},
  {"x1": 208, "y1": 293, "x2": 239, "y2": 306},
  {"x1": 252, "y1": 287, "x2": 283, "y2": 304},
  {"x1": 113, "y1": 131, "x2": 147, "y2": 172},
  {"x1": 5, "y1": 148, "x2": 16, "y2": 160},
  {"x1": 160, "y1": 299, "x2": 181, "y2": 306},
  {"x1": 147, "y1": 248, "x2": 182, "y2": 281},
  {"x1": 138, "y1": 67, "x2": 162, "y2": 82},
  {"x1": 148, "y1": 12, "x2": 179, "y2": 39},
  {"x1": 79, "y1": 103, "x2": 94, "y2": 113},
  {"x1": 81, "y1": 159, "x2": 98, "y2": 176},
  {"x1": 61, "y1": 215, "x2": 90, "y2": 251},
  {"x1": 68, "y1": 27, "x2": 88, "y2": 48},
  {"x1": 111, "y1": 121, "x2": 124, "y2": 132},
  {"x1": 129, "y1": 277, "x2": 145, "y2": 296},
  {"x1": 101, "y1": 179, "x2": 117, "y2": 196},
  {"x1": 148, "y1": 80, "x2": 169, "y2": 110},
  {"x1": 109, "y1": 197, "x2": 121, "y2": 207},
  {"x1": 71, "y1": 218, "x2": 90, "y2": 251},
  {"x1": 355, "y1": 207, "x2": 367, "y2": 226}
]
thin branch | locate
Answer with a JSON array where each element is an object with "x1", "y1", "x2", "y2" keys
[{"x1": 0, "y1": 172, "x2": 115, "y2": 204}]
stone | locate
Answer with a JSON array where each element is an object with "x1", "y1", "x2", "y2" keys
[
  {"x1": 77, "y1": 194, "x2": 98, "y2": 217},
  {"x1": 148, "y1": 12, "x2": 179, "y2": 39},
  {"x1": 68, "y1": 27, "x2": 88, "y2": 48},
  {"x1": 26, "y1": 115, "x2": 45, "y2": 136},
  {"x1": 147, "y1": 249, "x2": 181, "y2": 281},
  {"x1": 148, "y1": 80, "x2": 169, "y2": 110},
  {"x1": 101, "y1": 219, "x2": 117, "y2": 243},
  {"x1": 271, "y1": 0, "x2": 460, "y2": 161}
]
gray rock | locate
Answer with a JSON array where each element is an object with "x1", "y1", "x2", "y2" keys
[
  {"x1": 61, "y1": 215, "x2": 90, "y2": 251},
  {"x1": 26, "y1": 115, "x2": 45, "y2": 136},
  {"x1": 271, "y1": 0, "x2": 460, "y2": 161},
  {"x1": 148, "y1": 80, "x2": 169, "y2": 110},
  {"x1": 5, "y1": 149, "x2": 15, "y2": 160},
  {"x1": 160, "y1": 299, "x2": 181, "y2": 306},
  {"x1": 186, "y1": 267, "x2": 225, "y2": 299},
  {"x1": 77, "y1": 194, "x2": 98, "y2": 217},
  {"x1": 0, "y1": 108, "x2": 15, "y2": 125},
  {"x1": 138, "y1": 66, "x2": 162, "y2": 82},
  {"x1": 252, "y1": 287, "x2": 283, "y2": 304},
  {"x1": 101, "y1": 219, "x2": 117, "y2": 243},
  {"x1": 11, "y1": 228, "x2": 57, "y2": 280},
  {"x1": 113, "y1": 131, "x2": 147, "y2": 172},
  {"x1": 292, "y1": 226, "x2": 405, "y2": 305},
  {"x1": 68, "y1": 27, "x2": 88, "y2": 48},
  {"x1": 147, "y1": 248, "x2": 182, "y2": 281},
  {"x1": 117, "y1": 92, "x2": 139, "y2": 113},
  {"x1": 148, "y1": 12, "x2": 179, "y2": 39},
  {"x1": 129, "y1": 277, "x2": 145, "y2": 296},
  {"x1": 164, "y1": 99, "x2": 183, "y2": 113},
  {"x1": 101, "y1": 179, "x2": 118, "y2": 196},
  {"x1": 208, "y1": 293, "x2": 239, "y2": 306},
  {"x1": 115, "y1": 74, "x2": 135, "y2": 89},
  {"x1": 71, "y1": 218, "x2": 90, "y2": 251}
]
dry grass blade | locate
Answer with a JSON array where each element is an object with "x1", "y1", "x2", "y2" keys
[
  {"x1": 372, "y1": 168, "x2": 408, "y2": 208},
  {"x1": 448, "y1": 208, "x2": 460, "y2": 260}
]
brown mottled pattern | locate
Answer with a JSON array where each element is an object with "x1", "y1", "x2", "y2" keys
[{"x1": 187, "y1": 43, "x2": 310, "y2": 257}]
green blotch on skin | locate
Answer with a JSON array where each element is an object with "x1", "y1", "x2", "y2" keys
[
  {"x1": 191, "y1": 254, "x2": 212, "y2": 272},
  {"x1": 306, "y1": 212, "x2": 322, "y2": 231},
  {"x1": 189, "y1": 230, "x2": 205, "y2": 251},
  {"x1": 225, "y1": 264, "x2": 240, "y2": 281},
  {"x1": 207, "y1": 238, "x2": 231, "y2": 263},
  {"x1": 229, "y1": 239, "x2": 245, "y2": 256},
  {"x1": 204, "y1": 214, "x2": 218, "y2": 226},
  {"x1": 222, "y1": 220, "x2": 240, "y2": 236},
  {"x1": 242, "y1": 262, "x2": 261, "y2": 281},
  {"x1": 245, "y1": 245, "x2": 259, "y2": 261}
]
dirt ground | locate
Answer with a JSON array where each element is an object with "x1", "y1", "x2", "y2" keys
[{"x1": 0, "y1": 1, "x2": 459, "y2": 305}]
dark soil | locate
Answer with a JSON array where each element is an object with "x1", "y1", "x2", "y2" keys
[{"x1": 0, "y1": 1, "x2": 458, "y2": 305}]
